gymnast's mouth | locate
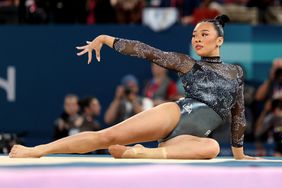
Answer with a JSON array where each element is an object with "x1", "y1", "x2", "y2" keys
[{"x1": 195, "y1": 45, "x2": 203, "y2": 51}]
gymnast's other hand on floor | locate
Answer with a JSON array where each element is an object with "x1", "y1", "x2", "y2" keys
[{"x1": 236, "y1": 155, "x2": 263, "y2": 160}]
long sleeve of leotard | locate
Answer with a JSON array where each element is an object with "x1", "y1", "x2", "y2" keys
[
  {"x1": 230, "y1": 66, "x2": 247, "y2": 147},
  {"x1": 113, "y1": 38, "x2": 196, "y2": 74}
]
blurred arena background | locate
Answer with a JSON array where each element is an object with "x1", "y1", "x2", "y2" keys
[{"x1": 1, "y1": 0, "x2": 282, "y2": 157}]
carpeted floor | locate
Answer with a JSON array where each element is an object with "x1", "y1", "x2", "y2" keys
[{"x1": 1, "y1": 155, "x2": 282, "y2": 188}]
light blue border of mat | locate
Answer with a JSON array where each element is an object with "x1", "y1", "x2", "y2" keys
[{"x1": 1, "y1": 155, "x2": 282, "y2": 168}]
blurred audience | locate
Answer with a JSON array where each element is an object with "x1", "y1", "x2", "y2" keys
[
  {"x1": 255, "y1": 99, "x2": 282, "y2": 156},
  {"x1": 54, "y1": 95, "x2": 101, "y2": 140},
  {"x1": 53, "y1": 94, "x2": 82, "y2": 140},
  {"x1": 77, "y1": 96, "x2": 101, "y2": 133},
  {"x1": 146, "y1": 0, "x2": 201, "y2": 25},
  {"x1": 247, "y1": 0, "x2": 276, "y2": 24},
  {"x1": 255, "y1": 58, "x2": 282, "y2": 155},
  {"x1": 111, "y1": 0, "x2": 145, "y2": 24},
  {"x1": 183, "y1": 0, "x2": 221, "y2": 25},
  {"x1": 0, "y1": 133, "x2": 22, "y2": 154},
  {"x1": 144, "y1": 64, "x2": 178, "y2": 106},
  {"x1": 87, "y1": 0, "x2": 116, "y2": 24},
  {"x1": 104, "y1": 74, "x2": 153, "y2": 125},
  {"x1": 255, "y1": 58, "x2": 282, "y2": 103},
  {"x1": 0, "y1": 0, "x2": 19, "y2": 24},
  {"x1": 1, "y1": 0, "x2": 282, "y2": 24}
]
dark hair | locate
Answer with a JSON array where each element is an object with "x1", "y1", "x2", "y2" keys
[
  {"x1": 274, "y1": 68, "x2": 282, "y2": 80},
  {"x1": 201, "y1": 15, "x2": 230, "y2": 37},
  {"x1": 271, "y1": 99, "x2": 282, "y2": 111},
  {"x1": 79, "y1": 96, "x2": 97, "y2": 112}
]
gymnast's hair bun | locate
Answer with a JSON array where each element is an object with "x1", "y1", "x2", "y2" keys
[{"x1": 215, "y1": 15, "x2": 230, "y2": 27}]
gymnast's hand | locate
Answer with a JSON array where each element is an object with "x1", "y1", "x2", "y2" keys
[
  {"x1": 76, "y1": 36, "x2": 103, "y2": 64},
  {"x1": 238, "y1": 155, "x2": 262, "y2": 160},
  {"x1": 232, "y1": 147, "x2": 262, "y2": 160}
]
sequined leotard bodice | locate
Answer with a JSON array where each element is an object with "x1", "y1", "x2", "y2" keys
[{"x1": 113, "y1": 38, "x2": 246, "y2": 147}]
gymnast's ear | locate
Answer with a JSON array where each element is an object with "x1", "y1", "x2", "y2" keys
[{"x1": 216, "y1": 36, "x2": 224, "y2": 47}]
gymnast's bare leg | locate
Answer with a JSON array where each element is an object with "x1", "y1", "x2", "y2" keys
[
  {"x1": 9, "y1": 102, "x2": 181, "y2": 158},
  {"x1": 109, "y1": 135, "x2": 220, "y2": 159}
]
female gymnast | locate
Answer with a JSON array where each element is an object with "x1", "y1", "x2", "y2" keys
[{"x1": 9, "y1": 15, "x2": 257, "y2": 160}]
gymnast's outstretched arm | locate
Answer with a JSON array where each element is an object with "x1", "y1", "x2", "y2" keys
[{"x1": 76, "y1": 35, "x2": 196, "y2": 74}]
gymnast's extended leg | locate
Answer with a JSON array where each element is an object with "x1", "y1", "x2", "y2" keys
[
  {"x1": 109, "y1": 135, "x2": 220, "y2": 159},
  {"x1": 9, "y1": 102, "x2": 180, "y2": 158}
]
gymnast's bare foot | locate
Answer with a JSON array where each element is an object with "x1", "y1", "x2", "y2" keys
[
  {"x1": 9, "y1": 145, "x2": 44, "y2": 158},
  {"x1": 108, "y1": 144, "x2": 145, "y2": 159}
]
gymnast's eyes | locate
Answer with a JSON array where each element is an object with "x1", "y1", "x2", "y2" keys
[{"x1": 202, "y1": 33, "x2": 208, "y2": 37}]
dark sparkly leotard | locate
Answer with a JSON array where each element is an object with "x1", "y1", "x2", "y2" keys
[{"x1": 113, "y1": 38, "x2": 246, "y2": 147}]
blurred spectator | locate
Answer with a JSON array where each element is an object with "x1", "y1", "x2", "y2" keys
[
  {"x1": 255, "y1": 58, "x2": 282, "y2": 102},
  {"x1": 53, "y1": 94, "x2": 82, "y2": 140},
  {"x1": 0, "y1": 133, "x2": 22, "y2": 154},
  {"x1": 3, "y1": 0, "x2": 281, "y2": 24},
  {"x1": 145, "y1": 0, "x2": 201, "y2": 26},
  {"x1": 223, "y1": 0, "x2": 248, "y2": 4},
  {"x1": 18, "y1": 0, "x2": 48, "y2": 24},
  {"x1": 144, "y1": 64, "x2": 178, "y2": 106},
  {"x1": 54, "y1": 95, "x2": 102, "y2": 155},
  {"x1": 0, "y1": 0, "x2": 19, "y2": 24},
  {"x1": 54, "y1": 95, "x2": 102, "y2": 140},
  {"x1": 18, "y1": 0, "x2": 88, "y2": 24},
  {"x1": 254, "y1": 58, "x2": 282, "y2": 155},
  {"x1": 255, "y1": 99, "x2": 282, "y2": 156},
  {"x1": 223, "y1": 0, "x2": 258, "y2": 24},
  {"x1": 147, "y1": 0, "x2": 200, "y2": 18},
  {"x1": 188, "y1": 0, "x2": 222, "y2": 25},
  {"x1": 87, "y1": 0, "x2": 116, "y2": 24},
  {"x1": 111, "y1": 0, "x2": 145, "y2": 24},
  {"x1": 247, "y1": 0, "x2": 275, "y2": 24},
  {"x1": 142, "y1": 6, "x2": 178, "y2": 32},
  {"x1": 104, "y1": 74, "x2": 153, "y2": 125},
  {"x1": 78, "y1": 96, "x2": 101, "y2": 133}
]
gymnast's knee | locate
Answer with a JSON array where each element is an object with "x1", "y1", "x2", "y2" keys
[{"x1": 204, "y1": 138, "x2": 220, "y2": 159}]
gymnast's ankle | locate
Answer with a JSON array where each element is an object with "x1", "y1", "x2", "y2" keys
[{"x1": 34, "y1": 145, "x2": 47, "y2": 157}]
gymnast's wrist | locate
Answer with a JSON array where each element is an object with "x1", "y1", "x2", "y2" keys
[
  {"x1": 231, "y1": 146, "x2": 245, "y2": 159},
  {"x1": 97, "y1": 35, "x2": 106, "y2": 44},
  {"x1": 34, "y1": 145, "x2": 47, "y2": 157}
]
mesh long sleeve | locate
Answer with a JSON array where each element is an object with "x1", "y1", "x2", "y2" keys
[
  {"x1": 230, "y1": 66, "x2": 246, "y2": 147},
  {"x1": 113, "y1": 38, "x2": 195, "y2": 74}
]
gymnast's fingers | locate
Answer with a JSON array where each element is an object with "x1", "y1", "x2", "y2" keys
[
  {"x1": 241, "y1": 155, "x2": 263, "y2": 160},
  {"x1": 95, "y1": 48, "x2": 101, "y2": 62},
  {"x1": 76, "y1": 45, "x2": 87, "y2": 50},
  {"x1": 88, "y1": 49, "x2": 93, "y2": 64},
  {"x1": 77, "y1": 49, "x2": 88, "y2": 56}
]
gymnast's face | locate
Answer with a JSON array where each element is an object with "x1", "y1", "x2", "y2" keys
[{"x1": 191, "y1": 22, "x2": 223, "y2": 57}]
